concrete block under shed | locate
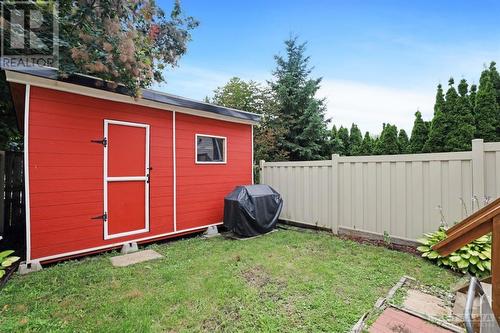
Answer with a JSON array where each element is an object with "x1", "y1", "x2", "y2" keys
[{"x1": 110, "y1": 250, "x2": 163, "y2": 267}]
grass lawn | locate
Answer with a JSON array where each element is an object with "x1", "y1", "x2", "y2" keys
[{"x1": 0, "y1": 228, "x2": 459, "y2": 332}]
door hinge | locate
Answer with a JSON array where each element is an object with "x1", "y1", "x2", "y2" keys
[
  {"x1": 91, "y1": 212, "x2": 107, "y2": 221},
  {"x1": 91, "y1": 137, "x2": 107, "y2": 147}
]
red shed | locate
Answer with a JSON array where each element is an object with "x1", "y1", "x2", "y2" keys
[{"x1": 5, "y1": 68, "x2": 260, "y2": 269}]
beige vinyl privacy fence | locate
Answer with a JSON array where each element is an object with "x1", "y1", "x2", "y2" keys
[{"x1": 260, "y1": 139, "x2": 500, "y2": 242}]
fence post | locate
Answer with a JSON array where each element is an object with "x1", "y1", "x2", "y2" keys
[
  {"x1": 259, "y1": 160, "x2": 265, "y2": 184},
  {"x1": 472, "y1": 139, "x2": 485, "y2": 211},
  {"x1": 331, "y1": 154, "x2": 339, "y2": 233}
]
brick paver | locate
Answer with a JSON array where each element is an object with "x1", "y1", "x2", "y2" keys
[{"x1": 369, "y1": 308, "x2": 453, "y2": 333}]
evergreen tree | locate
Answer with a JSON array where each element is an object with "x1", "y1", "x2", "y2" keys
[
  {"x1": 373, "y1": 136, "x2": 380, "y2": 154},
  {"x1": 445, "y1": 79, "x2": 475, "y2": 151},
  {"x1": 360, "y1": 131, "x2": 374, "y2": 155},
  {"x1": 331, "y1": 125, "x2": 338, "y2": 141},
  {"x1": 423, "y1": 84, "x2": 448, "y2": 153},
  {"x1": 327, "y1": 125, "x2": 344, "y2": 156},
  {"x1": 327, "y1": 125, "x2": 339, "y2": 155},
  {"x1": 409, "y1": 111, "x2": 428, "y2": 153},
  {"x1": 489, "y1": 62, "x2": 500, "y2": 106},
  {"x1": 489, "y1": 62, "x2": 500, "y2": 139},
  {"x1": 349, "y1": 123, "x2": 363, "y2": 156},
  {"x1": 475, "y1": 68, "x2": 499, "y2": 141},
  {"x1": 397, "y1": 129, "x2": 410, "y2": 154},
  {"x1": 337, "y1": 126, "x2": 350, "y2": 156},
  {"x1": 270, "y1": 37, "x2": 330, "y2": 160},
  {"x1": 439, "y1": 78, "x2": 459, "y2": 150},
  {"x1": 469, "y1": 84, "x2": 477, "y2": 115},
  {"x1": 375, "y1": 124, "x2": 399, "y2": 155},
  {"x1": 373, "y1": 123, "x2": 385, "y2": 155}
]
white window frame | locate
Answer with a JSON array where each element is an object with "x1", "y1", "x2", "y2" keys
[
  {"x1": 195, "y1": 134, "x2": 227, "y2": 164},
  {"x1": 104, "y1": 119, "x2": 150, "y2": 240}
]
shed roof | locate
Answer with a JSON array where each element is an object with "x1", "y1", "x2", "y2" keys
[{"x1": 4, "y1": 67, "x2": 261, "y2": 124}]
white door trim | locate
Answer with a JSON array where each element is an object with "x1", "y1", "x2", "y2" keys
[
  {"x1": 107, "y1": 176, "x2": 147, "y2": 182},
  {"x1": 24, "y1": 85, "x2": 32, "y2": 262},
  {"x1": 103, "y1": 119, "x2": 150, "y2": 240},
  {"x1": 173, "y1": 111, "x2": 177, "y2": 232},
  {"x1": 251, "y1": 125, "x2": 254, "y2": 184}
]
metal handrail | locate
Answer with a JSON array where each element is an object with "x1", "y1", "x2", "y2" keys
[{"x1": 464, "y1": 277, "x2": 485, "y2": 333}]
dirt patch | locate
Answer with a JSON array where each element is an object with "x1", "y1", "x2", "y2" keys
[
  {"x1": 339, "y1": 235, "x2": 419, "y2": 255},
  {"x1": 201, "y1": 304, "x2": 241, "y2": 331},
  {"x1": 241, "y1": 265, "x2": 272, "y2": 289},
  {"x1": 110, "y1": 278, "x2": 121, "y2": 289},
  {"x1": 241, "y1": 265, "x2": 287, "y2": 303},
  {"x1": 14, "y1": 304, "x2": 27, "y2": 313},
  {"x1": 124, "y1": 289, "x2": 144, "y2": 299}
]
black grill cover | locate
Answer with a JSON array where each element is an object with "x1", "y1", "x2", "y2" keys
[{"x1": 223, "y1": 185, "x2": 283, "y2": 237}]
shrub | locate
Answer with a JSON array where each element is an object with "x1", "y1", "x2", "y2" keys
[
  {"x1": 0, "y1": 250, "x2": 20, "y2": 278},
  {"x1": 417, "y1": 227, "x2": 491, "y2": 278}
]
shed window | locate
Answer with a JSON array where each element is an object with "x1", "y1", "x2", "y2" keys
[{"x1": 196, "y1": 134, "x2": 226, "y2": 163}]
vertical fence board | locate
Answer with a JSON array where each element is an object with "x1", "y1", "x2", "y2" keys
[
  {"x1": 394, "y1": 162, "x2": 406, "y2": 237},
  {"x1": 410, "y1": 162, "x2": 424, "y2": 239},
  {"x1": 354, "y1": 163, "x2": 363, "y2": 229},
  {"x1": 376, "y1": 162, "x2": 383, "y2": 234},
  {"x1": 380, "y1": 162, "x2": 391, "y2": 235},
  {"x1": 422, "y1": 161, "x2": 430, "y2": 235},
  {"x1": 321, "y1": 166, "x2": 329, "y2": 228},
  {"x1": 428, "y1": 161, "x2": 442, "y2": 229},
  {"x1": 288, "y1": 166, "x2": 295, "y2": 221},
  {"x1": 0, "y1": 151, "x2": 4, "y2": 237},
  {"x1": 312, "y1": 166, "x2": 319, "y2": 226},
  {"x1": 441, "y1": 161, "x2": 450, "y2": 225},
  {"x1": 389, "y1": 162, "x2": 397, "y2": 235},
  {"x1": 448, "y1": 160, "x2": 462, "y2": 224},
  {"x1": 485, "y1": 150, "x2": 500, "y2": 200},
  {"x1": 366, "y1": 162, "x2": 377, "y2": 233},
  {"x1": 338, "y1": 164, "x2": 345, "y2": 228},
  {"x1": 343, "y1": 163, "x2": 353, "y2": 228},
  {"x1": 1, "y1": 151, "x2": 25, "y2": 257},
  {"x1": 294, "y1": 166, "x2": 300, "y2": 221},
  {"x1": 461, "y1": 160, "x2": 473, "y2": 218}
]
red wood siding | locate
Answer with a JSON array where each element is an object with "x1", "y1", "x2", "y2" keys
[
  {"x1": 28, "y1": 87, "x2": 174, "y2": 259},
  {"x1": 175, "y1": 113, "x2": 252, "y2": 230},
  {"x1": 27, "y1": 86, "x2": 253, "y2": 261}
]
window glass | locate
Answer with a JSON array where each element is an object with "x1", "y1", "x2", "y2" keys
[{"x1": 196, "y1": 135, "x2": 225, "y2": 163}]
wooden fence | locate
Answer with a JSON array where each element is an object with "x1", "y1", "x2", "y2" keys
[
  {"x1": 260, "y1": 139, "x2": 500, "y2": 242},
  {"x1": 0, "y1": 151, "x2": 25, "y2": 256}
]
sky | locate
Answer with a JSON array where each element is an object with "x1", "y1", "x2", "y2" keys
[{"x1": 155, "y1": 0, "x2": 500, "y2": 134}]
